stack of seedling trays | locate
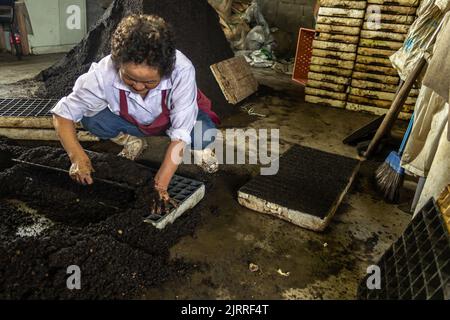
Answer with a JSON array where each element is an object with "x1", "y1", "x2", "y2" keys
[
  {"x1": 358, "y1": 199, "x2": 450, "y2": 300},
  {"x1": 305, "y1": 0, "x2": 367, "y2": 109},
  {"x1": 0, "y1": 98, "x2": 98, "y2": 141},
  {"x1": 347, "y1": 0, "x2": 420, "y2": 118}
]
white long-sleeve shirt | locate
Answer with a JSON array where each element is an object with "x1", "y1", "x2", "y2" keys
[{"x1": 51, "y1": 50, "x2": 199, "y2": 145}]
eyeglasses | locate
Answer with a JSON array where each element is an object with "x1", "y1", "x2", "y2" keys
[{"x1": 119, "y1": 69, "x2": 160, "y2": 88}]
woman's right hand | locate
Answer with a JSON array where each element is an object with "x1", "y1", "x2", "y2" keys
[{"x1": 69, "y1": 154, "x2": 94, "y2": 185}]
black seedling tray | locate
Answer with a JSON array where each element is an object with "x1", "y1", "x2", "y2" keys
[{"x1": 358, "y1": 198, "x2": 450, "y2": 300}]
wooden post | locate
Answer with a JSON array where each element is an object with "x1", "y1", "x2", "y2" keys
[
  {"x1": 15, "y1": 1, "x2": 30, "y2": 55},
  {"x1": 0, "y1": 24, "x2": 5, "y2": 52},
  {"x1": 0, "y1": 128, "x2": 99, "y2": 142}
]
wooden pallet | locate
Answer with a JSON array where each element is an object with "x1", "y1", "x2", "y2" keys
[{"x1": 210, "y1": 56, "x2": 258, "y2": 104}]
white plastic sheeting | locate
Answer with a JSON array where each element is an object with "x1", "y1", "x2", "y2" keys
[{"x1": 390, "y1": 0, "x2": 450, "y2": 80}]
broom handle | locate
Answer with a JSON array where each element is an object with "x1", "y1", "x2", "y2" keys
[
  {"x1": 399, "y1": 113, "x2": 415, "y2": 156},
  {"x1": 363, "y1": 58, "x2": 426, "y2": 159},
  {"x1": 363, "y1": 18, "x2": 445, "y2": 159}
]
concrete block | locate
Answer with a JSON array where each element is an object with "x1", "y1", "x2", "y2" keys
[{"x1": 238, "y1": 145, "x2": 360, "y2": 231}]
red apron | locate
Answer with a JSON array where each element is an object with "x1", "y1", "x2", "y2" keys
[{"x1": 119, "y1": 89, "x2": 220, "y2": 136}]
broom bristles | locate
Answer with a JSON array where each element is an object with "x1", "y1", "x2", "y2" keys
[
  {"x1": 375, "y1": 114, "x2": 413, "y2": 203},
  {"x1": 375, "y1": 161, "x2": 404, "y2": 203}
]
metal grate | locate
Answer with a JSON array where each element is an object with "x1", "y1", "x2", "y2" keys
[
  {"x1": 0, "y1": 99, "x2": 58, "y2": 117},
  {"x1": 358, "y1": 199, "x2": 450, "y2": 300},
  {"x1": 142, "y1": 169, "x2": 204, "y2": 228}
]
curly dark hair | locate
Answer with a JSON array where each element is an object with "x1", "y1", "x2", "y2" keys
[{"x1": 111, "y1": 14, "x2": 176, "y2": 78}]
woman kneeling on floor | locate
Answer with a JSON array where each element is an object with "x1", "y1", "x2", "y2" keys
[{"x1": 51, "y1": 14, "x2": 220, "y2": 213}]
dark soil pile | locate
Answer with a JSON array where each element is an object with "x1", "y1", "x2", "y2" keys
[
  {"x1": 5, "y1": 0, "x2": 245, "y2": 297},
  {"x1": 142, "y1": 0, "x2": 235, "y2": 119},
  {"x1": 38, "y1": 0, "x2": 235, "y2": 119},
  {"x1": 37, "y1": 0, "x2": 142, "y2": 101},
  {"x1": 0, "y1": 0, "x2": 233, "y2": 299},
  {"x1": 0, "y1": 138, "x2": 205, "y2": 299}
]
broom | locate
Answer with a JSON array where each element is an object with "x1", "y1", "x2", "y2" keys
[
  {"x1": 375, "y1": 113, "x2": 414, "y2": 203},
  {"x1": 363, "y1": 18, "x2": 445, "y2": 159}
]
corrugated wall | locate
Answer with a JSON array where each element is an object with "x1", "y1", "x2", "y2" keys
[{"x1": 305, "y1": 0, "x2": 420, "y2": 117}]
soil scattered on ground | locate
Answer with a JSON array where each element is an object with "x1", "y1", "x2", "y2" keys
[
  {"x1": 0, "y1": 137, "x2": 209, "y2": 299},
  {"x1": 0, "y1": 0, "x2": 256, "y2": 290}
]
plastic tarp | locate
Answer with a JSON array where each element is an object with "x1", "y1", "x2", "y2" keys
[
  {"x1": 401, "y1": 12, "x2": 450, "y2": 177},
  {"x1": 390, "y1": 0, "x2": 450, "y2": 81},
  {"x1": 243, "y1": 0, "x2": 274, "y2": 52}
]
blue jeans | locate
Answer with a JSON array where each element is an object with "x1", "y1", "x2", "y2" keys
[{"x1": 81, "y1": 108, "x2": 217, "y2": 150}]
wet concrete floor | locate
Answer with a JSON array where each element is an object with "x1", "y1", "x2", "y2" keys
[{"x1": 0, "y1": 53, "x2": 414, "y2": 299}]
